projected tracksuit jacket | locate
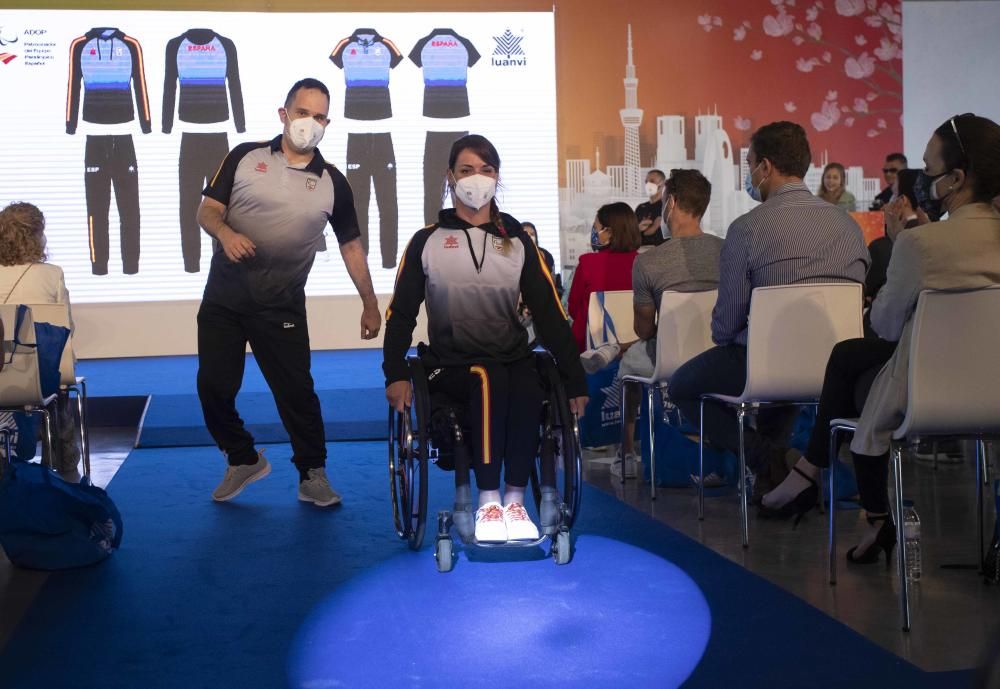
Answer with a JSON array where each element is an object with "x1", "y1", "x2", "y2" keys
[
  {"x1": 162, "y1": 28, "x2": 246, "y2": 272},
  {"x1": 383, "y1": 209, "x2": 586, "y2": 490},
  {"x1": 66, "y1": 27, "x2": 150, "y2": 275}
]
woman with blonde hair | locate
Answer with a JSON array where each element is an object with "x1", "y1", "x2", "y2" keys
[
  {"x1": 0, "y1": 202, "x2": 79, "y2": 478},
  {"x1": 817, "y1": 162, "x2": 857, "y2": 211}
]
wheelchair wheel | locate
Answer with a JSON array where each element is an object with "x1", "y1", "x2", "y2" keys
[
  {"x1": 534, "y1": 353, "x2": 583, "y2": 530},
  {"x1": 388, "y1": 384, "x2": 430, "y2": 550}
]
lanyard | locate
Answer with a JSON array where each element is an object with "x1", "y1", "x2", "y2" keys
[{"x1": 459, "y1": 227, "x2": 489, "y2": 274}]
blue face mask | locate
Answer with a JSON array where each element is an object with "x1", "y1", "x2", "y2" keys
[
  {"x1": 744, "y1": 162, "x2": 764, "y2": 203},
  {"x1": 590, "y1": 224, "x2": 608, "y2": 251}
]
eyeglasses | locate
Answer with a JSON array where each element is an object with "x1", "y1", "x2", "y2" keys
[{"x1": 881, "y1": 167, "x2": 901, "y2": 174}]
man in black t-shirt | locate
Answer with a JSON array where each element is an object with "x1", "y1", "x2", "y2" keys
[
  {"x1": 869, "y1": 152, "x2": 907, "y2": 211},
  {"x1": 635, "y1": 169, "x2": 667, "y2": 247}
]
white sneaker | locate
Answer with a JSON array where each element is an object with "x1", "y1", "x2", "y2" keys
[
  {"x1": 610, "y1": 451, "x2": 640, "y2": 479},
  {"x1": 579, "y1": 343, "x2": 621, "y2": 374},
  {"x1": 475, "y1": 502, "x2": 507, "y2": 543},
  {"x1": 212, "y1": 451, "x2": 271, "y2": 502},
  {"x1": 503, "y1": 502, "x2": 540, "y2": 541}
]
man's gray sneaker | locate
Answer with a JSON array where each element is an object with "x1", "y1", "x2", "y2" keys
[
  {"x1": 212, "y1": 452, "x2": 271, "y2": 502},
  {"x1": 298, "y1": 467, "x2": 342, "y2": 507}
]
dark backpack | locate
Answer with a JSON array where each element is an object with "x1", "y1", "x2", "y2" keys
[{"x1": 0, "y1": 462, "x2": 123, "y2": 570}]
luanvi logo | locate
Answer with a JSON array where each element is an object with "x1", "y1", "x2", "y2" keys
[{"x1": 491, "y1": 29, "x2": 526, "y2": 67}]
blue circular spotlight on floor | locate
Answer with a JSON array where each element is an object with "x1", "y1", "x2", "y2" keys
[{"x1": 288, "y1": 535, "x2": 711, "y2": 689}]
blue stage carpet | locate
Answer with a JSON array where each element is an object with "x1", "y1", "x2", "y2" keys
[
  {"x1": 0, "y1": 442, "x2": 974, "y2": 689},
  {"x1": 78, "y1": 350, "x2": 388, "y2": 447}
]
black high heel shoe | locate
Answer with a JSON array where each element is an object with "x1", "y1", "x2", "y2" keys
[
  {"x1": 757, "y1": 466, "x2": 818, "y2": 527},
  {"x1": 846, "y1": 514, "x2": 897, "y2": 569}
]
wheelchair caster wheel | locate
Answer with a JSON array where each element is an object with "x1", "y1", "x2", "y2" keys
[
  {"x1": 552, "y1": 530, "x2": 572, "y2": 565},
  {"x1": 435, "y1": 538, "x2": 454, "y2": 573}
]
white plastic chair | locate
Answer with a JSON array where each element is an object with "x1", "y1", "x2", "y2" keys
[
  {"x1": 826, "y1": 288, "x2": 1000, "y2": 631},
  {"x1": 25, "y1": 302, "x2": 90, "y2": 477},
  {"x1": 0, "y1": 304, "x2": 58, "y2": 467},
  {"x1": 698, "y1": 282, "x2": 864, "y2": 547},
  {"x1": 620, "y1": 290, "x2": 717, "y2": 499},
  {"x1": 586, "y1": 290, "x2": 637, "y2": 349}
]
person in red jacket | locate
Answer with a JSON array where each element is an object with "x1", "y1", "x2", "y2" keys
[{"x1": 567, "y1": 202, "x2": 641, "y2": 352}]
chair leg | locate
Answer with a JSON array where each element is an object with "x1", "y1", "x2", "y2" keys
[
  {"x1": 40, "y1": 408, "x2": 55, "y2": 470},
  {"x1": 619, "y1": 380, "x2": 629, "y2": 486},
  {"x1": 737, "y1": 405, "x2": 749, "y2": 548},
  {"x1": 828, "y1": 427, "x2": 839, "y2": 585},
  {"x1": 77, "y1": 380, "x2": 91, "y2": 478},
  {"x1": 977, "y1": 438, "x2": 986, "y2": 573},
  {"x1": 892, "y1": 443, "x2": 910, "y2": 632},
  {"x1": 698, "y1": 397, "x2": 705, "y2": 520},
  {"x1": 648, "y1": 386, "x2": 656, "y2": 500}
]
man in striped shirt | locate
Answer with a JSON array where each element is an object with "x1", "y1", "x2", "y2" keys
[{"x1": 669, "y1": 121, "x2": 869, "y2": 496}]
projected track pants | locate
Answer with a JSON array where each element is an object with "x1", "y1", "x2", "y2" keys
[
  {"x1": 179, "y1": 132, "x2": 229, "y2": 273},
  {"x1": 346, "y1": 132, "x2": 398, "y2": 269},
  {"x1": 423, "y1": 130, "x2": 468, "y2": 225},
  {"x1": 84, "y1": 134, "x2": 140, "y2": 275}
]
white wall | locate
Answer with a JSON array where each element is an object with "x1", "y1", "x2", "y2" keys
[
  {"x1": 903, "y1": 0, "x2": 1000, "y2": 164},
  {"x1": 72, "y1": 294, "x2": 427, "y2": 358}
]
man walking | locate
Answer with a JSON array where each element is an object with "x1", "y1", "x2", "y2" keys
[{"x1": 196, "y1": 78, "x2": 380, "y2": 507}]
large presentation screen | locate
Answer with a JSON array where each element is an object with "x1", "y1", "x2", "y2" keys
[{"x1": 0, "y1": 10, "x2": 558, "y2": 304}]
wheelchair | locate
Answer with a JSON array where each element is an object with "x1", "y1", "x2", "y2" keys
[{"x1": 388, "y1": 349, "x2": 583, "y2": 572}]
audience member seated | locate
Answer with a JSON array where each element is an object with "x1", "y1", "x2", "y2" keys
[
  {"x1": 761, "y1": 113, "x2": 1000, "y2": 567},
  {"x1": 869, "y1": 152, "x2": 908, "y2": 211},
  {"x1": 521, "y1": 221, "x2": 563, "y2": 297},
  {"x1": 566, "y1": 202, "x2": 641, "y2": 352},
  {"x1": 816, "y1": 162, "x2": 857, "y2": 211},
  {"x1": 580, "y1": 170, "x2": 723, "y2": 477},
  {"x1": 635, "y1": 168, "x2": 668, "y2": 248},
  {"x1": 864, "y1": 169, "x2": 934, "y2": 337},
  {"x1": 668, "y1": 121, "x2": 870, "y2": 500},
  {"x1": 0, "y1": 201, "x2": 80, "y2": 479}
]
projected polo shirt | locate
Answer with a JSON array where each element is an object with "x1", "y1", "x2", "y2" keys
[
  {"x1": 66, "y1": 27, "x2": 151, "y2": 133},
  {"x1": 162, "y1": 28, "x2": 246, "y2": 133},
  {"x1": 329, "y1": 29, "x2": 403, "y2": 120},
  {"x1": 409, "y1": 29, "x2": 480, "y2": 118},
  {"x1": 201, "y1": 135, "x2": 360, "y2": 315}
]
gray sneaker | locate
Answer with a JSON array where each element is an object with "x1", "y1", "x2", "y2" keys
[
  {"x1": 212, "y1": 452, "x2": 271, "y2": 502},
  {"x1": 298, "y1": 467, "x2": 342, "y2": 507}
]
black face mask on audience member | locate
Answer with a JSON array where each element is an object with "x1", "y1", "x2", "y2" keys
[{"x1": 912, "y1": 172, "x2": 944, "y2": 221}]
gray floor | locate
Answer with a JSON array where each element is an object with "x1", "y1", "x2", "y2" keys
[{"x1": 1, "y1": 430, "x2": 998, "y2": 673}]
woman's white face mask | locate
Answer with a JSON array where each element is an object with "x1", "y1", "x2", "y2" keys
[{"x1": 452, "y1": 173, "x2": 497, "y2": 211}]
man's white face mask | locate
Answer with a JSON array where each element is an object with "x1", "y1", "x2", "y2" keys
[
  {"x1": 287, "y1": 116, "x2": 326, "y2": 152},
  {"x1": 645, "y1": 181, "x2": 660, "y2": 198}
]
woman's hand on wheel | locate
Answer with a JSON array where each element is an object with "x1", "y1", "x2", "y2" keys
[
  {"x1": 386, "y1": 380, "x2": 412, "y2": 413},
  {"x1": 569, "y1": 396, "x2": 589, "y2": 416}
]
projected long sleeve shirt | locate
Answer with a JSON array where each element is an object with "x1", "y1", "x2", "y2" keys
[
  {"x1": 408, "y1": 29, "x2": 480, "y2": 118},
  {"x1": 329, "y1": 28, "x2": 403, "y2": 120},
  {"x1": 383, "y1": 209, "x2": 586, "y2": 397},
  {"x1": 66, "y1": 27, "x2": 151, "y2": 134},
  {"x1": 162, "y1": 28, "x2": 246, "y2": 134}
]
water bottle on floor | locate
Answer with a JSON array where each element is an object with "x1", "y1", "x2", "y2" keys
[{"x1": 902, "y1": 501, "x2": 921, "y2": 581}]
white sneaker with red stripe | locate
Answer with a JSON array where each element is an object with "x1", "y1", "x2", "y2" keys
[
  {"x1": 475, "y1": 502, "x2": 507, "y2": 543},
  {"x1": 503, "y1": 502, "x2": 540, "y2": 541}
]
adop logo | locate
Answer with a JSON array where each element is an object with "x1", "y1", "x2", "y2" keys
[
  {"x1": 491, "y1": 28, "x2": 526, "y2": 67},
  {"x1": 0, "y1": 24, "x2": 19, "y2": 64}
]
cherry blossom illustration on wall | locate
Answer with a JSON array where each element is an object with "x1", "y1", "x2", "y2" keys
[{"x1": 697, "y1": 0, "x2": 901, "y2": 141}]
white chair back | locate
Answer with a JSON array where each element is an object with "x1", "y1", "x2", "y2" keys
[
  {"x1": 650, "y1": 290, "x2": 717, "y2": 382},
  {"x1": 586, "y1": 290, "x2": 637, "y2": 349},
  {"x1": 742, "y1": 283, "x2": 863, "y2": 402},
  {"x1": 0, "y1": 304, "x2": 44, "y2": 407},
  {"x1": 24, "y1": 303, "x2": 75, "y2": 387},
  {"x1": 895, "y1": 287, "x2": 1000, "y2": 439}
]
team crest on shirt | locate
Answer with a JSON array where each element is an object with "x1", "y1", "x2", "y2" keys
[
  {"x1": 305, "y1": 177, "x2": 317, "y2": 191},
  {"x1": 443, "y1": 235, "x2": 459, "y2": 249}
]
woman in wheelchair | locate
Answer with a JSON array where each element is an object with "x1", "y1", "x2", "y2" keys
[{"x1": 383, "y1": 134, "x2": 588, "y2": 544}]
